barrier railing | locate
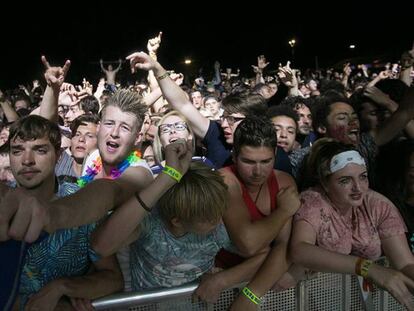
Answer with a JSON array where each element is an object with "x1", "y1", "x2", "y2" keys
[{"x1": 92, "y1": 259, "x2": 407, "y2": 311}]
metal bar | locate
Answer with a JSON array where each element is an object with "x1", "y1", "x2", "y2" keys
[{"x1": 92, "y1": 281, "x2": 199, "y2": 310}]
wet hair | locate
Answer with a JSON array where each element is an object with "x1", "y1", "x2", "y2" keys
[
  {"x1": 8, "y1": 115, "x2": 61, "y2": 152},
  {"x1": 158, "y1": 162, "x2": 228, "y2": 224},
  {"x1": 233, "y1": 115, "x2": 277, "y2": 157}
]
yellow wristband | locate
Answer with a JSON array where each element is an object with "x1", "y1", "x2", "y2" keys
[
  {"x1": 162, "y1": 165, "x2": 182, "y2": 182},
  {"x1": 360, "y1": 259, "x2": 373, "y2": 278},
  {"x1": 356, "y1": 258, "x2": 373, "y2": 278},
  {"x1": 242, "y1": 287, "x2": 261, "y2": 305}
]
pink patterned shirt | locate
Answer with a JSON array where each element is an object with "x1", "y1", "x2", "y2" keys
[{"x1": 295, "y1": 187, "x2": 407, "y2": 260}]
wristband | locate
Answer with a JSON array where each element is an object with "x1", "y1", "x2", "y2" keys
[
  {"x1": 162, "y1": 165, "x2": 182, "y2": 182},
  {"x1": 156, "y1": 72, "x2": 169, "y2": 80},
  {"x1": 242, "y1": 287, "x2": 261, "y2": 305},
  {"x1": 135, "y1": 192, "x2": 151, "y2": 212},
  {"x1": 355, "y1": 257, "x2": 373, "y2": 278}
]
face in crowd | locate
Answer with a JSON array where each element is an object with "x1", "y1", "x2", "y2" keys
[
  {"x1": 233, "y1": 145, "x2": 275, "y2": 188},
  {"x1": 271, "y1": 115, "x2": 297, "y2": 153},
  {"x1": 158, "y1": 114, "x2": 192, "y2": 148},
  {"x1": 10, "y1": 136, "x2": 58, "y2": 190},
  {"x1": 71, "y1": 122, "x2": 98, "y2": 163},
  {"x1": 321, "y1": 102, "x2": 360, "y2": 146},
  {"x1": 98, "y1": 106, "x2": 141, "y2": 167}
]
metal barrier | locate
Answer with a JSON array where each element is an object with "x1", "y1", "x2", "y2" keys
[{"x1": 92, "y1": 273, "x2": 407, "y2": 311}]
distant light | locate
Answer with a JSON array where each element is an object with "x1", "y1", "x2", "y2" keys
[
  {"x1": 349, "y1": 45, "x2": 356, "y2": 49},
  {"x1": 289, "y1": 39, "x2": 296, "y2": 47},
  {"x1": 184, "y1": 59, "x2": 192, "y2": 64}
]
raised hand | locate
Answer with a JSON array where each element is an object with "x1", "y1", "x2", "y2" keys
[
  {"x1": 126, "y1": 51, "x2": 157, "y2": 73},
  {"x1": 163, "y1": 138, "x2": 193, "y2": 177},
  {"x1": 343, "y1": 62, "x2": 352, "y2": 77},
  {"x1": 41, "y1": 56, "x2": 71, "y2": 90},
  {"x1": 252, "y1": 55, "x2": 269, "y2": 74},
  {"x1": 277, "y1": 61, "x2": 298, "y2": 88},
  {"x1": 170, "y1": 72, "x2": 184, "y2": 86},
  {"x1": 147, "y1": 31, "x2": 163, "y2": 54}
]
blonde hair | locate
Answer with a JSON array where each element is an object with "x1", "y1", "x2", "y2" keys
[
  {"x1": 101, "y1": 89, "x2": 148, "y2": 132},
  {"x1": 158, "y1": 162, "x2": 228, "y2": 224},
  {"x1": 153, "y1": 110, "x2": 195, "y2": 163}
]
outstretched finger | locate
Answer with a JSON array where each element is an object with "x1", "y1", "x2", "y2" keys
[
  {"x1": 158, "y1": 31, "x2": 163, "y2": 40},
  {"x1": 62, "y1": 60, "x2": 71, "y2": 76},
  {"x1": 41, "y1": 55, "x2": 51, "y2": 69}
]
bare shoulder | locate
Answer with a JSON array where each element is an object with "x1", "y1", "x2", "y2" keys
[
  {"x1": 274, "y1": 169, "x2": 297, "y2": 189},
  {"x1": 118, "y1": 166, "x2": 154, "y2": 189},
  {"x1": 219, "y1": 167, "x2": 240, "y2": 189}
]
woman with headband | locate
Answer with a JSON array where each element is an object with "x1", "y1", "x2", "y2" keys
[{"x1": 290, "y1": 138, "x2": 414, "y2": 310}]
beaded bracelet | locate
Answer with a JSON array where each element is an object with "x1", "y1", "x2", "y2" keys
[
  {"x1": 162, "y1": 165, "x2": 182, "y2": 182},
  {"x1": 156, "y1": 72, "x2": 169, "y2": 80},
  {"x1": 242, "y1": 287, "x2": 261, "y2": 305}
]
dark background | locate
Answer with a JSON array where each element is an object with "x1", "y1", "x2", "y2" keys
[{"x1": 2, "y1": 4, "x2": 412, "y2": 89}]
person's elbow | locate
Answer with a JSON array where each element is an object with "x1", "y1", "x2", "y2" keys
[
  {"x1": 289, "y1": 242, "x2": 307, "y2": 265},
  {"x1": 91, "y1": 234, "x2": 114, "y2": 258},
  {"x1": 236, "y1": 238, "x2": 265, "y2": 258}
]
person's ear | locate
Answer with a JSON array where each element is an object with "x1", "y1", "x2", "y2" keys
[
  {"x1": 317, "y1": 125, "x2": 326, "y2": 135},
  {"x1": 135, "y1": 131, "x2": 143, "y2": 145}
]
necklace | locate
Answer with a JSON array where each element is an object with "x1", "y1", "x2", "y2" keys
[
  {"x1": 254, "y1": 183, "x2": 264, "y2": 204},
  {"x1": 77, "y1": 150, "x2": 142, "y2": 187}
]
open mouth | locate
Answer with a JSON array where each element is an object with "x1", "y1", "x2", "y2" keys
[
  {"x1": 106, "y1": 141, "x2": 120, "y2": 152},
  {"x1": 347, "y1": 129, "x2": 359, "y2": 141},
  {"x1": 169, "y1": 137, "x2": 179, "y2": 143}
]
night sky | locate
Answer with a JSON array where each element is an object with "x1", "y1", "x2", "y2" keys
[{"x1": 2, "y1": 4, "x2": 412, "y2": 89}]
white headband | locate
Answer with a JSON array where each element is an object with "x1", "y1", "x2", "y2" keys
[{"x1": 330, "y1": 150, "x2": 366, "y2": 173}]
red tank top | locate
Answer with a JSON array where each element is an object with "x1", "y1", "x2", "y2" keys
[{"x1": 215, "y1": 164, "x2": 280, "y2": 268}]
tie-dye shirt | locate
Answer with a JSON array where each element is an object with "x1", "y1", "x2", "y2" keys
[{"x1": 130, "y1": 208, "x2": 231, "y2": 290}]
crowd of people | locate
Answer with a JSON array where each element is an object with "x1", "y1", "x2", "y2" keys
[{"x1": 0, "y1": 32, "x2": 414, "y2": 311}]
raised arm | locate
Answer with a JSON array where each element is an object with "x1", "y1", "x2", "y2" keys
[
  {"x1": 371, "y1": 87, "x2": 414, "y2": 145},
  {"x1": 90, "y1": 139, "x2": 193, "y2": 257},
  {"x1": 252, "y1": 55, "x2": 268, "y2": 85},
  {"x1": 126, "y1": 51, "x2": 210, "y2": 138},
  {"x1": 99, "y1": 59, "x2": 107, "y2": 73},
  {"x1": 36, "y1": 56, "x2": 71, "y2": 122},
  {"x1": 0, "y1": 99, "x2": 19, "y2": 123}
]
